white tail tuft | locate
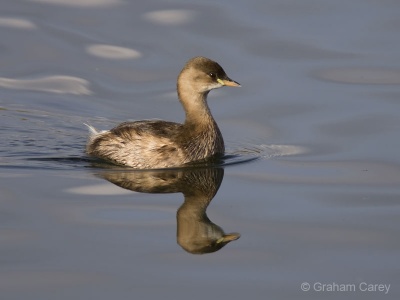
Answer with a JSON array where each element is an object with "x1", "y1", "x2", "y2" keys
[{"x1": 84, "y1": 123, "x2": 100, "y2": 136}]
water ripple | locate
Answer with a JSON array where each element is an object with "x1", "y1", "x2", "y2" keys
[
  {"x1": 0, "y1": 75, "x2": 92, "y2": 95},
  {"x1": 86, "y1": 44, "x2": 141, "y2": 60},
  {"x1": 313, "y1": 67, "x2": 400, "y2": 85},
  {"x1": 228, "y1": 142, "x2": 309, "y2": 159},
  {"x1": 28, "y1": 0, "x2": 124, "y2": 7},
  {"x1": 0, "y1": 17, "x2": 37, "y2": 30},
  {"x1": 143, "y1": 9, "x2": 196, "y2": 25}
]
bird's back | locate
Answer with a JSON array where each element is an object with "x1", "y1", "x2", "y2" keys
[
  {"x1": 86, "y1": 118, "x2": 224, "y2": 169},
  {"x1": 86, "y1": 120, "x2": 187, "y2": 169}
]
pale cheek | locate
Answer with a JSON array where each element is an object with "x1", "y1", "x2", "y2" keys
[{"x1": 201, "y1": 82, "x2": 222, "y2": 92}]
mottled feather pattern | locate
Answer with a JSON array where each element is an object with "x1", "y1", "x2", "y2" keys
[{"x1": 86, "y1": 119, "x2": 224, "y2": 169}]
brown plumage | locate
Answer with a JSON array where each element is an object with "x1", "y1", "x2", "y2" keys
[{"x1": 86, "y1": 56, "x2": 240, "y2": 169}]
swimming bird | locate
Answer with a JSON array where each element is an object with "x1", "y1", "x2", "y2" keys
[{"x1": 86, "y1": 56, "x2": 240, "y2": 169}]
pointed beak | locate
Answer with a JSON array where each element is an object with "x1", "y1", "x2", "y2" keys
[
  {"x1": 216, "y1": 233, "x2": 241, "y2": 244},
  {"x1": 217, "y1": 77, "x2": 241, "y2": 87}
]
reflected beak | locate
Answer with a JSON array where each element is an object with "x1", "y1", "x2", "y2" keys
[
  {"x1": 217, "y1": 78, "x2": 241, "y2": 87},
  {"x1": 216, "y1": 233, "x2": 241, "y2": 244}
]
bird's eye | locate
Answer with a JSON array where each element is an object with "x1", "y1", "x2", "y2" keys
[{"x1": 209, "y1": 72, "x2": 216, "y2": 79}]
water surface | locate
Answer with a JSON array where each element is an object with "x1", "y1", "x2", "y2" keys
[{"x1": 1, "y1": 0, "x2": 400, "y2": 299}]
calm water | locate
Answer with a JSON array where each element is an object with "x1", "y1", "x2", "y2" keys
[{"x1": 1, "y1": 0, "x2": 400, "y2": 299}]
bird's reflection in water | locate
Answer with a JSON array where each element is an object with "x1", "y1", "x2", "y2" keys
[{"x1": 97, "y1": 167, "x2": 240, "y2": 254}]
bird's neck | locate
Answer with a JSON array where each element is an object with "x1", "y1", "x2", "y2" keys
[
  {"x1": 177, "y1": 84, "x2": 215, "y2": 126},
  {"x1": 177, "y1": 81, "x2": 225, "y2": 156}
]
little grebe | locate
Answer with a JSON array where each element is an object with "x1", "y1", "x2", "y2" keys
[{"x1": 86, "y1": 56, "x2": 240, "y2": 169}]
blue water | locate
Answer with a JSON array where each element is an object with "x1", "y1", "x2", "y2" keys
[{"x1": 1, "y1": 0, "x2": 400, "y2": 299}]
